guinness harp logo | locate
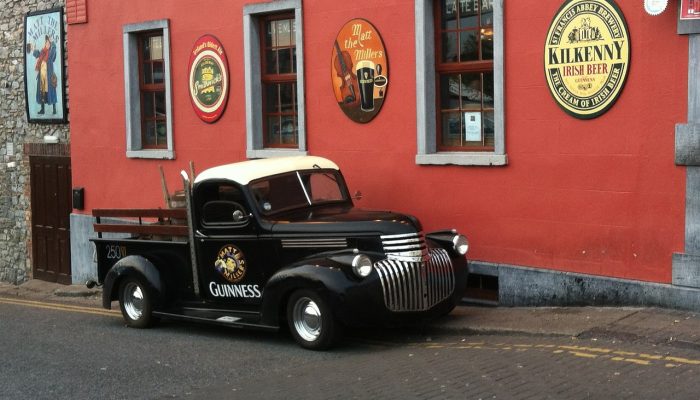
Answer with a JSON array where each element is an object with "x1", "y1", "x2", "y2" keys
[{"x1": 544, "y1": 0, "x2": 630, "y2": 119}]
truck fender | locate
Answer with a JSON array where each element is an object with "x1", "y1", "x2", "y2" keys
[
  {"x1": 260, "y1": 262, "x2": 351, "y2": 327},
  {"x1": 103, "y1": 255, "x2": 164, "y2": 309}
]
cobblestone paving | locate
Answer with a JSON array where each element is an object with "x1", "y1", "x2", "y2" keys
[{"x1": 210, "y1": 333, "x2": 700, "y2": 399}]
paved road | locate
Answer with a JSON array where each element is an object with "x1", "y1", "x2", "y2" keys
[{"x1": 2, "y1": 297, "x2": 699, "y2": 399}]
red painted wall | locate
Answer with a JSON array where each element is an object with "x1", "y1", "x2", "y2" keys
[{"x1": 69, "y1": 0, "x2": 687, "y2": 284}]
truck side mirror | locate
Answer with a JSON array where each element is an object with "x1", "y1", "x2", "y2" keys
[{"x1": 353, "y1": 191, "x2": 363, "y2": 201}]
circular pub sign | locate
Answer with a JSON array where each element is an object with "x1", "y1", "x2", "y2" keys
[
  {"x1": 544, "y1": 0, "x2": 630, "y2": 119},
  {"x1": 188, "y1": 34, "x2": 229, "y2": 123},
  {"x1": 331, "y1": 19, "x2": 388, "y2": 124}
]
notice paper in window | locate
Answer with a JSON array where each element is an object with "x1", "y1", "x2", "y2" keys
[{"x1": 464, "y1": 112, "x2": 482, "y2": 141}]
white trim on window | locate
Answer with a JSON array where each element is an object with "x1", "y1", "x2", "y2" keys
[
  {"x1": 243, "y1": 0, "x2": 307, "y2": 159},
  {"x1": 415, "y1": 0, "x2": 506, "y2": 166},
  {"x1": 122, "y1": 19, "x2": 174, "y2": 159}
]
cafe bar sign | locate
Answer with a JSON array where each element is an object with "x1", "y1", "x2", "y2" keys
[
  {"x1": 544, "y1": 0, "x2": 630, "y2": 119},
  {"x1": 681, "y1": 0, "x2": 700, "y2": 19},
  {"x1": 188, "y1": 34, "x2": 229, "y2": 123}
]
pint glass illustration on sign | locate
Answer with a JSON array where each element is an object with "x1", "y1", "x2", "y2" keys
[
  {"x1": 543, "y1": 0, "x2": 630, "y2": 119},
  {"x1": 332, "y1": 19, "x2": 388, "y2": 123},
  {"x1": 24, "y1": 8, "x2": 66, "y2": 123},
  {"x1": 188, "y1": 34, "x2": 230, "y2": 123}
]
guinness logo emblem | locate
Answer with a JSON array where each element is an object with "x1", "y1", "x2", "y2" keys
[
  {"x1": 544, "y1": 0, "x2": 630, "y2": 119},
  {"x1": 214, "y1": 245, "x2": 246, "y2": 283}
]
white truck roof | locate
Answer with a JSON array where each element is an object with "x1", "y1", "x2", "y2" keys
[{"x1": 193, "y1": 156, "x2": 340, "y2": 185}]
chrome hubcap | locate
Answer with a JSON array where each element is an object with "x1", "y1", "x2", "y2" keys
[
  {"x1": 292, "y1": 297, "x2": 322, "y2": 342},
  {"x1": 123, "y1": 282, "x2": 144, "y2": 321}
]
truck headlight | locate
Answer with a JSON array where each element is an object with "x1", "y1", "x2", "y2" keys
[
  {"x1": 351, "y1": 254, "x2": 373, "y2": 278},
  {"x1": 452, "y1": 234, "x2": 469, "y2": 255}
]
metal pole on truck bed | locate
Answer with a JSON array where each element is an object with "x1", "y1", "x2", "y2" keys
[{"x1": 181, "y1": 170, "x2": 200, "y2": 296}]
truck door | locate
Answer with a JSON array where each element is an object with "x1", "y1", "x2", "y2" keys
[{"x1": 193, "y1": 181, "x2": 268, "y2": 307}]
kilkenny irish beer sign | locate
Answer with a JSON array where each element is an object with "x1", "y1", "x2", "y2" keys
[
  {"x1": 188, "y1": 34, "x2": 229, "y2": 123},
  {"x1": 544, "y1": 0, "x2": 630, "y2": 119}
]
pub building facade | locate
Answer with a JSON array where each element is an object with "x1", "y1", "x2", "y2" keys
[{"x1": 57, "y1": 0, "x2": 700, "y2": 308}]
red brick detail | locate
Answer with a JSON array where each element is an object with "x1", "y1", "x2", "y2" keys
[{"x1": 66, "y1": 0, "x2": 88, "y2": 25}]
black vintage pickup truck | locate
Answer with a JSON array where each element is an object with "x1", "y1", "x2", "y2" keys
[{"x1": 89, "y1": 156, "x2": 469, "y2": 349}]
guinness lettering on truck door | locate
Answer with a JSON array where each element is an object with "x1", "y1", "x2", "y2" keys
[{"x1": 544, "y1": 0, "x2": 630, "y2": 119}]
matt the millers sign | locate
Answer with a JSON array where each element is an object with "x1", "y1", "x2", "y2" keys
[{"x1": 544, "y1": 0, "x2": 630, "y2": 119}]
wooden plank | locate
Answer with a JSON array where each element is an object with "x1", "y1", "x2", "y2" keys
[
  {"x1": 92, "y1": 208, "x2": 187, "y2": 219},
  {"x1": 159, "y1": 165, "x2": 171, "y2": 208},
  {"x1": 93, "y1": 224, "x2": 189, "y2": 236}
]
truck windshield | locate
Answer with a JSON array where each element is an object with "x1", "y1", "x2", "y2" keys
[{"x1": 250, "y1": 170, "x2": 348, "y2": 215}]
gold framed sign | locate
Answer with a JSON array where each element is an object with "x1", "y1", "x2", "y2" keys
[{"x1": 544, "y1": 0, "x2": 630, "y2": 119}]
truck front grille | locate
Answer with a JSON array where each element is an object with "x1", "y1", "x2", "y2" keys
[
  {"x1": 374, "y1": 248, "x2": 455, "y2": 312},
  {"x1": 381, "y1": 232, "x2": 428, "y2": 262}
]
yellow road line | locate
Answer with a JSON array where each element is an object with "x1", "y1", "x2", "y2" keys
[
  {"x1": 613, "y1": 350, "x2": 638, "y2": 356},
  {"x1": 409, "y1": 339, "x2": 700, "y2": 368},
  {"x1": 560, "y1": 345, "x2": 611, "y2": 354},
  {"x1": 611, "y1": 357, "x2": 651, "y2": 366},
  {"x1": 0, "y1": 297, "x2": 120, "y2": 318},
  {"x1": 664, "y1": 356, "x2": 700, "y2": 365},
  {"x1": 569, "y1": 351, "x2": 598, "y2": 359}
]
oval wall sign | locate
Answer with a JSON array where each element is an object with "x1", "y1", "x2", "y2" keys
[
  {"x1": 544, "y1": 0, "x2": 630, "y2": 119},
  {"x1": 331, "y1": 19, "x2": 388, "y2": 124},
  {"x1": 188, "y1": 34, "x2": 229, "y2": 123}
]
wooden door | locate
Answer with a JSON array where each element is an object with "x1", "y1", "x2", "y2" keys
[{"x1": 30, "y1": 155, "x2": 72, "y2": 284}]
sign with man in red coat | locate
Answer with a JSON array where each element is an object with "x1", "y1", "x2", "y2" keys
[{"x1": 24, "y1": 8, "x2": 66, "y2": 123}]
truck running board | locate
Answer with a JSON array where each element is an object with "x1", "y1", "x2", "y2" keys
[{"x1": 152, "y1": 310, "x2": 278, "y2": 332}]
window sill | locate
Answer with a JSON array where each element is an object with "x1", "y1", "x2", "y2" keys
[
  {"x1": 416, "y1": 153, "x2": 508, "y2": 166},
  {"x1": 126, "y1": 149, "x2": 175, "y2": 159},
  {"x1": 247, "y1": 148, "x2": 308, "y2": 159}
]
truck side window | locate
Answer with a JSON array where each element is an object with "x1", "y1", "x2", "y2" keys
[
  {"x1": 198, "y1": 183, "x2": 249, "y2": 227},
  {"x1": 202, "y1": 201, "x2": 247, "y2": 225}
]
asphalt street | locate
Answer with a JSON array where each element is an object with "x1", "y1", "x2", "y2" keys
[{"x1": 2, "y1": 296, "x2": 700, "y2": 399}]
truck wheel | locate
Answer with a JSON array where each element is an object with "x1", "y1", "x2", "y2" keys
[
  {"x1": 119, "y1": 276, "x2": 156, "y2": 328},
  {"x1": 287, "y1": 290, "x2": 339, "y2": 350}
]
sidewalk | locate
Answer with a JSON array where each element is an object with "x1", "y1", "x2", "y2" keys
[
  {"x1": 435, "y1": 305, "x2": 700, "y2": 351},
  {"x1": 2, "y1": 280, "x2": 700, "y2": 350},
  {"x1": 0, "y1": 280, "x2": 101, "y2": 306}
]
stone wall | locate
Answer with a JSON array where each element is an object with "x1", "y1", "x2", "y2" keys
[{"x1": 0, "y1": 0, "x2": 69, "y2": 284}]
